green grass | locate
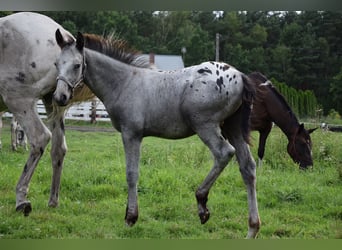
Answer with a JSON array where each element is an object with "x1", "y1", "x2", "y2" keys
[{"x1": 0, "y1": 122, "x2": 341, "y2": 239}]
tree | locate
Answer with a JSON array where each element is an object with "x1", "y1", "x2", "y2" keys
[{"x1": 330, "y1": 67, "x2": 342, "y2": 116}]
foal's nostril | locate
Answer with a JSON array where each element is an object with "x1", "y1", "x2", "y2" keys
[
  {"x1": 54, "y1": 93, "x2": 69, "y2": 106},
  {"x1": 61, "y1": 94, "x2": 67, "y2": 103}
]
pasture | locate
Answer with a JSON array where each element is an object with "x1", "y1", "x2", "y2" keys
[{"x1": 0, "y1": 120, "x2": 341, "y2": 239}]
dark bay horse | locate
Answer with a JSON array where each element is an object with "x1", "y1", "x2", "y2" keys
[
  {"x1": 248, "y1": 72, "x2": 317, "y2": 169},
  {"x1": 0, "y1": 12, "x2": 94, "y2": 215},
  {"x1": 53, "y1": 30, "x2": 260, "y2": 238}
]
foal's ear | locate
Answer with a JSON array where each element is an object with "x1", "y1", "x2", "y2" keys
[
  {"x1": 76, "y1": 32, "x2": 84, "y2": 52},
  {"x1": 55, "y1": 29, "x2": 74, "y2": 49}
]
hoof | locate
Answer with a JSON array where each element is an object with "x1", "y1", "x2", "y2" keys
[
  {"x1": 16, "y1": 202, "x2": 32, "y2": 216},
  {"x1": 199, "y1": 209, "x2": 210, "y2": 224},
  {"x1": 125, "y1": 214, "x2": 138, "y2": 227},
  {"x1": 48, "y1": 200, "x2": 58, "y2": 208}
]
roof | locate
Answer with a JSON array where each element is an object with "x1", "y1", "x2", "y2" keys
[{"x1": 142, "y1": 54, "x2": 184, "y2": 70}]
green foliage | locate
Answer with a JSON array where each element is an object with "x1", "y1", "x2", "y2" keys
[
  {"x1": 330, "y1": 67, "x2": 342, "y2": 115},
  {"x1": 327, "y1": 109, "x2": 341, "y2": 120},
  {"x1": 0, "y1": 123, "x2": 341, "y2": 239},
  {"x1": 271, "y1": 78, "x2": 318, "y2": 117}
]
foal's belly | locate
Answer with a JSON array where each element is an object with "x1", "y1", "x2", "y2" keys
[{"x1": 143, "y1": 119, "x2": 195, "y2": 139}]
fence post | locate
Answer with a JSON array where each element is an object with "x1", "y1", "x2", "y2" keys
[{"x1": 90, "y1": 99, "x2": 97, "y2": 124}]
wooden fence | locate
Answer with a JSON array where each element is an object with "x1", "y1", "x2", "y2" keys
[{"x1": 3, "y1": 99, "x2": 111, "y2": 122}]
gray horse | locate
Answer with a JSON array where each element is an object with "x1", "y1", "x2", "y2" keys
[
  {"x1": 54, "y1": 30, "x2": 260, "y2": 238},
  {"x1": 0, "y1": 12, "x2": 94, "y2": 216}
]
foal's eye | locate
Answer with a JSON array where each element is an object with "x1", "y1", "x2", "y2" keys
[
  {"x1": 74, "y1": 64, "x2": 81, "y2": 70},
  {"x1": 54, "y1": 62, "x2": 58, "y2": 68}
]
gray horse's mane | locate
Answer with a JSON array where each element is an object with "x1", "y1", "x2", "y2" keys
[{"x1": 83, "y1": 33, "x2": 150, "y2": 68}]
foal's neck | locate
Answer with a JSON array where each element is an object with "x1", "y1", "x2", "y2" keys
[{"x1": 83, "y1": 48, "x2": 130, "y2": 102}]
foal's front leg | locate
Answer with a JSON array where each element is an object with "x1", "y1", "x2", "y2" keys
[{"x1": 121, "y1": 132, "x2": 142, "y2": 226}]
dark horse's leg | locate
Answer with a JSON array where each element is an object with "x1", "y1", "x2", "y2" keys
[
  {"x1": 222, "y1": 115, "x2": 260, "y2": 238},
  {"x1": 257, "y1": 122, "x2": 272, "y2": 167},
  {"x1": 195, "y1": 123, "x2": 236, "y2": 225}
]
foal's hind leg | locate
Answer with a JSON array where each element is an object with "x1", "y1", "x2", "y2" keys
[
  {"x1": 13, "y1": 104, "x2": 51, "y2": 215},
  {"x1": 195, "y1": 125, "x2": 236, "y2": 224},
  {"x1": 223, "y1": 120, "x2": 260, "y2": 238}
]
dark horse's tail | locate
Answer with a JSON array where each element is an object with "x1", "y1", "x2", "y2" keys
[{"x1": 221, "y1": 74, "x2": 255, "y2": 144}]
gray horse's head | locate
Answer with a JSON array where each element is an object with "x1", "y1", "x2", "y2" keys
[{"x1": 54, "y1": 29, "x2": 85, "y2": 106}]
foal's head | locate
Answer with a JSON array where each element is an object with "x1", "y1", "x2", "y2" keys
[
  {"x1": 287, "y1": 124, "x2": 317, "y2": 170},
  {"x1": 54, "y1": 29, "x2": 85, "y2": 106}
]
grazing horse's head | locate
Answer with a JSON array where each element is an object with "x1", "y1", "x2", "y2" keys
[
  {"x1": 54, "y1": 29, "x2": 85, "y2": 106},
  {"x1": 287, "y1": 124, "x2": 317, "y2": 170}
]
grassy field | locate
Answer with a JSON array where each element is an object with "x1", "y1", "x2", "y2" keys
[{"x1": 0, "y1": 120, "x2": 341, "y2": 239}]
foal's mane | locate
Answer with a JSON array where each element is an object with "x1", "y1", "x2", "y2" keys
[
  {"x1": 83, "y1": 33, "x2": 149, "y2": 68},
  {"x1": 249, "y1": 72, "x2": 299, "y2": 123}
]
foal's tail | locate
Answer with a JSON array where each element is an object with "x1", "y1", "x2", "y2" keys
[{"x1": 240, "y1": 74, "x2": 255, "y2": 144}]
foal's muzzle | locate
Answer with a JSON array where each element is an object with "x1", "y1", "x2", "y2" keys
[{"x1": 54, "y1": 75, "x2": 84, "y2": 106}]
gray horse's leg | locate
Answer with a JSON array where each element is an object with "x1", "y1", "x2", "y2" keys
[
  {"x1": 43, "y1": 98, "x2": 67, "y2": 208},
  {"x1": 195, "y1": 125, "x2": 236, "y2": 224},
  {"x1": 222, "y1": 117, "x2": 260, "y2": 238},
  {"x1": 121, "y1": 131, "x2": 142, "y2": 226},
  {"x1": 11, "y1": 116, "x2": 18, "y2": 151},
  {"x1": 14, "y1": 105, "x2": 51, "y2": 215},
  {"x1": 0, "y1": 112, "x2": 2, "y2": 150}
]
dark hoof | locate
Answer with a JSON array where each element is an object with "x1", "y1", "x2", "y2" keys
[
  {"x1": 16, "y1": 202, "x2": 32, "y2": 216},
  {"x1": 199, "y1": 209, "x2": 210, "y2": 224},
  {"x1": 125, "y1": 215, "x2": 138, "y2": 227},
  {"x1": 125, "y1": 204, "x2": 138, "y2": 226},
  {"x1": 125, "y1": 210, "x2": 138, "y2": 227}
]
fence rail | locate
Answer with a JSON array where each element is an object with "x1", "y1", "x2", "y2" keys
[{"x1": 3, "y1": 99, "x2": 111, "y2": 122}]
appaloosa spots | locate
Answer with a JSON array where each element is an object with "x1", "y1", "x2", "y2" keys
[
  {"x1": 222, "y1": 64, "x2": 230, "y2": 71},
  {"x1": 30, "y1": 62, "x2": 36, "y2": 68},
  {"x1": 60, "y1": 119, "x2": 65, "y2": 133},
  {"x1": 216, "y1": 76, "x2": 224, "y2": 93},
  {"x1": 47, "y1": 39, "x2": 55, "y2": 47},
  {"x1": 15, "y1": 72, "x2": 25, "y2": 83},
  {"x1": 197, "y1": 68, "x2": 212, "y2": 75}
]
